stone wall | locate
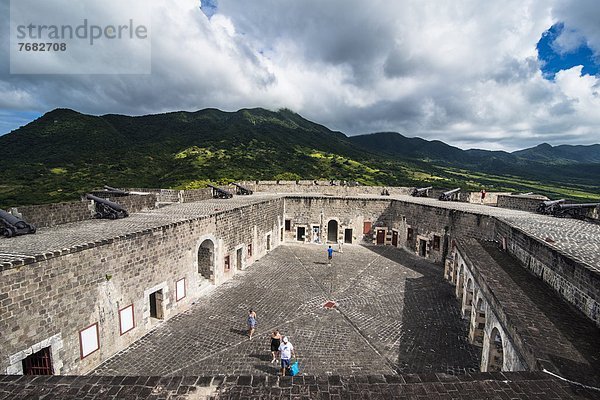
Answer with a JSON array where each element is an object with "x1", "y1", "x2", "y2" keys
[
  {"x1": 8, "y1": 201, "x2": 93, "y2": 228},
  {"x1": 496, "y1": 195, "x2": 548, "y2": 212},
  {"x1": 465, "y1": 192, "x2": 512, "y2": 206},
  {"x1": 283, "y1": 196, "x2": 497, "y2": 264},
  {"x1": 0, "y1": 198, "x2": 283, "y2": 375},
  {"x1": 495, "y1": 221, "x2": 600, "y2": 327},
  {"x1": 392, "y1": 200, "x2": 497, "y2": 263},
  {"x1": 283, "y1": 196, "x2": 397, "y2": 247},
  {"x1": 240, "y1": 182, "x2": 412, "y2": 197},
  {"x1": 125, "y1": 188, "x2": 225, "y2": 204},
  {"x1": 7, "y1": 194, "x2": 158, "y2": 229}
]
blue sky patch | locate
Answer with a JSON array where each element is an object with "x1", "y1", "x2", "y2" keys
[
  {"x1": 0, "y1": 110, "x2": 42, "y2": 136},
  {"x1": 537, "y1": 23, "x2": 599, "y2": 80},
  {"x1": 200, "y1": 0, "x2": 218, "y2": 19}
]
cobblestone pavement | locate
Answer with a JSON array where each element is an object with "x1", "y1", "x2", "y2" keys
[
  {"x1": 93, "y1": 244, "x2": 481, "y2": 377},
  {"x1": 2, "y1": 372, "x2": 596, "y2": 400}
]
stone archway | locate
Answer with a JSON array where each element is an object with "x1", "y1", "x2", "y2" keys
[
  {"x1": 456, "y1": 265, "x2": 465, "y2": 300},
  {"x1": 197, "y1": 239, "x2": 215, "y2": 282},
  {"x1": 469, "y1": 297, "x2": 486, "y2": 346},
  {"x1": 462, "y1": 278, "x2": 474, "y2": 317},
  {"x1": 487, "y1": 328, "x2": 504, "y2": 372},
  {"x1": 327, "y1": 220, "x2": 338, "y2": 243}
]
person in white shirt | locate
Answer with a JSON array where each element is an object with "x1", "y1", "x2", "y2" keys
[{"x1": 278, "y1": 336, "x2": 295, "y2": 376}]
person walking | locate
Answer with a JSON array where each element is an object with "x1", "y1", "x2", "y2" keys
[
  {"x1": 327, "y1": 245, "x2": 333, "y2": 264},
  {"x1": 278, "y1": 336, "x2": 295, "y2": 376},
  {"x1": 270, "y1": 330, "x2": 282, "y2": 363},
  {"x1": 247, "y1": 309, "x2": 257, "y2": 339}
]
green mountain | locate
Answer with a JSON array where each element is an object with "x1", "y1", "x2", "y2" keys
[{"x1": 1, "y1": 108, "x2": 598, "y2": 207}]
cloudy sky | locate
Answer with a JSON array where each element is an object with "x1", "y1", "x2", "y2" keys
[{"x1": 1, "y1": 0, "x2": 600, "y2": 151}]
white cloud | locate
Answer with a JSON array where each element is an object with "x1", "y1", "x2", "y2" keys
[{"x1": 1, "y1": 0, "x2": 599, "y2": 150}]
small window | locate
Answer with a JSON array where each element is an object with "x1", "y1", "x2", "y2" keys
[
  {"x1": 363, "y1": 221, "x2": 372, "y2": 234},
  {"x1": 119, "y1": 304, "x2": 135, "y2": 335},
  {"x1": 285, "y1": 219, "x2": 291, "y2": 231},
  {"x1": 79, "y1": 323, "x2": 100, "y2": 359},
  {"x1": 248, "y1": 243, "x2": 253, "y2": 257},
  {"x1": 433, "y1": 235, "x2": 441, "y2": 251},
  {"x1": 224, "y1": 255, "x2": 231, "y2": 271},
  {"x1": 407, "y1": 227, "x2": 414, "y2": 241}
]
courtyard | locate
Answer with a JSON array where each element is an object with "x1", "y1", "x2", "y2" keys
[{"x1": 92, "y1": 244, "x2": 480, "y2": 377}]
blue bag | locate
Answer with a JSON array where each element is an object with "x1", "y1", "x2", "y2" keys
[{"x1": 289, "y1": 360, "x2": 300, "y2": 376}]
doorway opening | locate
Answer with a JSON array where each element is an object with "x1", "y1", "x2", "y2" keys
[
  {"x1": 419, "y1": 239, "x2": 427, "y2": 257},
  {"x1": 149, "y1": 289, "x2": 164, "y2": 320},
  {"x1": 312, "y1": 226, "x2": 320, "y2": 243},
  {"x1": 237, "y1": 248, "x2": 243, "y2": 270},
  {"x1": 376, "y1": 229, "x2": 385, "y2": 245},
  {"x1": 327, "y1": 220, "x2": 338, "y2": 243},
  {"x1": 197, "y1": 239, "x2": 215, "y2": 281},
  {"x1": 266, "y1": 234, "x2": 271, "y2": 251},
  {"x1": 392, "y1": 230, "x2": 398, "y2": 246},
  {"x1": 344, "y1": 228, "x2": 352, "y2": 244},
  {"x1": 297, "y1": 226, "x2": 306, "y2": 241}
]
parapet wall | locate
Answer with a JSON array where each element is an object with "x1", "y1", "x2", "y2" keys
[
  {"x1": 10, "y1": 201, "x2": 93, "y2": 228},
  {"x1": 496, "y1": 221, "x2": 600, "y2": 326},
  {"x1": 124, "y1": 188, "x2": 214, "y2": 203},
  {"x1": 241, "y1": 182, "x2": 412, "y2": 196},
  {"x1": 7, "y1": 194, "x2": 157, "y2": 229},
  {"x1": 496, "y1": 195, "x2": 548, "y2": 213}
]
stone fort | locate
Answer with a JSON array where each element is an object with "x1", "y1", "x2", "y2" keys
[{"x1": 0, "y1": 182, "x2": 599, "y2": 399}]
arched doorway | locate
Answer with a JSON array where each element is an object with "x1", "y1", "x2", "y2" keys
[
  {"x1": 327, "y1": 220, "x2": 338, "y2": 243},
  {"x1": 487, "y1": 328, "x2": 504, "y2": 372},
  {"x1": 197, "y1": 239, "x2": 215, "y2": 282}
]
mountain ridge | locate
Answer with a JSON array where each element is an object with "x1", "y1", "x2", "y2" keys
[{"x1": 0, "y1": 107, "x2": 598, "y2": 206}]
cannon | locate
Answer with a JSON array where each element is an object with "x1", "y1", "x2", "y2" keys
[
  {"x1": 439, "y1": 188, "x2": 461, "y2": 201},
  {"x1": 102, "y1": 185, "x2": 130, "y2": 196},
  {"x1": 536, "y1": 199, "x2": 565, "y2": 215},
  {"x1": 233, "y1": 183, "x2": 253, "y2": 196},
  {"x1": 537, "y1": 199, "x2": 599, "y2": 219},
  {"x1": 411, "y1": 186, "x2": 433, "y2": 197},
  {"x1": 0, "y1": 209, "x2": 36, "y2": 238},
  {"x1": 85, "y1": 194, "x2": 129, "y2": 219},
  {"x1": 207, "y1": 185, "x2": 233, "y2": 199}
]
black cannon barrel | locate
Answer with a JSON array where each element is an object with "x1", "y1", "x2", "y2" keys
[
  {"x1": 411, "y1": 186, "x2": 433, "y2": 197},
  {"x1": 103, "y1": 185, "x2": 129, "y2": 196},
  {"x1": 536, "y1": 199, "x2": 565, "y2": 214},
  {"x1": 439, "y1": 188, "x2": 461, "y2": 201},
  {"x1": 207, "y1": 185, "x2": 234, "y2": 199},
  {"x1": 0, "y1": 209, "x2": 36, "y2": 237},
  {"x1": 85, "y1": 194, "x2": 129, "y2": 219},
  {"x1": 558, "y1": 203, "x2": 600, "y2": 209},
  {"x1": 233, "y1": 183, "x2": 253, "y2": 195}
]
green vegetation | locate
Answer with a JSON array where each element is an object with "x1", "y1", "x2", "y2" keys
[{"x1": 0, "y1": 107, "x2": 598, "y2": 207}]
